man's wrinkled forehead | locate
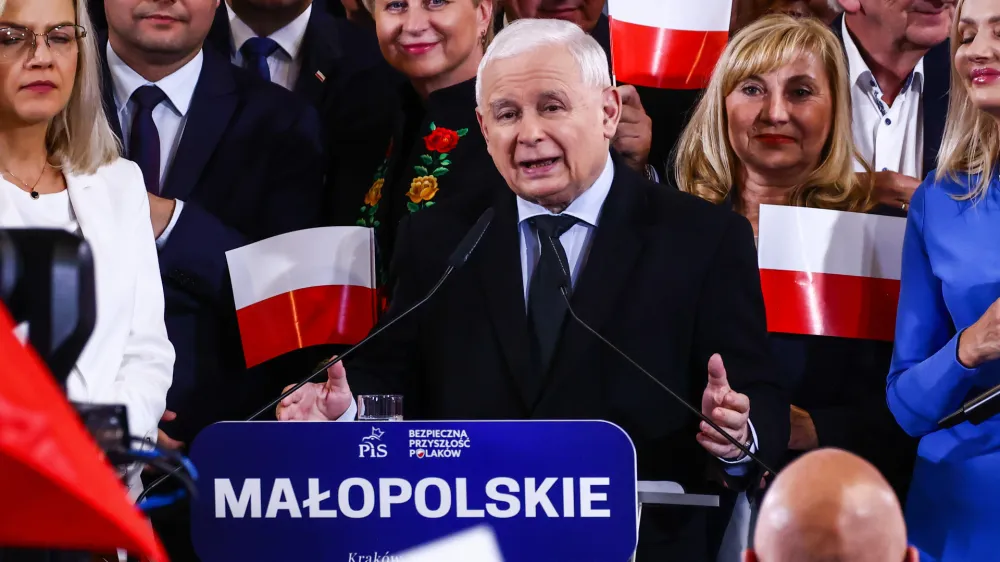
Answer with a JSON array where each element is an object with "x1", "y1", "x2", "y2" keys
[{"x1": 479, "y1": 48, "x2": 587, "y2": 107}]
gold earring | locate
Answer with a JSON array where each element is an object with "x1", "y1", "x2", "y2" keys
[{"x1": 480, "y1": 31, "x2": 487, "y2": 50}]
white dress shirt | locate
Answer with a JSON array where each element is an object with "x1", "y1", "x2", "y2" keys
[
  {"x1": 515, "y1": 154, "x2": 613, "y2": 301},
  {"x1": 226, "y1": 2, "x2": 312, "y2": 91},
  {"x1": 107, "y1": 43, "x2": 203, "y2": 246},
  {"x1": 842, "y1": 17, "x2": 925, "y2": 177},
  {"x1": 339, "y1": 154, "x2": 757, "y2": 470}
]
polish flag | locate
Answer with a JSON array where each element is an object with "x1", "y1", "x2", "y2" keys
[
  {"x1": 226, "y1": 227, "x2": 378, "y2": 368},
  {"x1": 757, "y1": 206, "x2": 906, "y2": 341},
  {"x1": 607, "y1": 0, "x2": 732, "y2": 90}
]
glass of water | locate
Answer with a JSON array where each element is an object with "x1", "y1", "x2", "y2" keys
[{"x1": 357, "y1": 394, "x2": 403, "y2": 421}]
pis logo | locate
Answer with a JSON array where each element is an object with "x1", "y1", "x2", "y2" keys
[{"x1": 358, "y1": 427, "x2": 387, "y2": 458}]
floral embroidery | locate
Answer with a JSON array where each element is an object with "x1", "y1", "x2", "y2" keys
[
  {"x1": 357, "y1": 140, "x2": 393, "y2": 228},
  {"x1": 407, "y1": 176, "x2": 439, "y2": 204},
  {"x1": 424, "y1": 127, "x2": 461, "y2": 153},
  {"x1": 408, "y1": 122, "x2": 467, "y2": 213}
]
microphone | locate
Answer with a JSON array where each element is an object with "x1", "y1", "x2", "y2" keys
[
  {"x1": 249, "y1": 207, "x2": 496, "y2": 421},
  {"x1": 938, "y1": 382, "x2": 1000, "y2": 429},
  {"x1": 137, "y1": 208, "x2": 496, "y2": 505},
  {"x1": 544, "y1": 236, "x2": 775, "y2": 475}
]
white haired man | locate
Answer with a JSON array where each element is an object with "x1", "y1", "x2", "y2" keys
[{"x1": 277, "y1": 19, "x2": 789, "y2": 560}]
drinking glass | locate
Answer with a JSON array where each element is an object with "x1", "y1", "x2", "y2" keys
[{"x1": 357, "y1": 394, "x2": 403, "y2": 421}]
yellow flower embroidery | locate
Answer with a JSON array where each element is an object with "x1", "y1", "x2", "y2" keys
[
  {"x1": 364, "y1": 178, "x2": 384, "y2": 207},
  {"x1": 407, "y1": 176, "x2": 439, "y2": 204}
]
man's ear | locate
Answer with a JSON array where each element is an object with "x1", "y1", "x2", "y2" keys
[
  {"x1": 602, "y1": 86, "x2": 623, "y2": 141},
  {"x1": 905, "y1": 545, "x2": 920, "y2": 562},
  {"x1": 838, "y1": 0, "x2": 861, "y2": 14},
  {"x1": 476, "y1": 108, "x2": 491, "y2": 153}
]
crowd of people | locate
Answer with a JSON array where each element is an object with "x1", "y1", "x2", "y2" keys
[{"x1": 1, "y1": 0, "x2": 996, "y2": 560}]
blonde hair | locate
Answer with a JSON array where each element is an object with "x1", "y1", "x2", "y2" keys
[
  {"x1": 674, "y1": 14, "x2": 873, "y2": 212},
  {"x1": 52, "y1": 0, "x2": 121, "y2": 174},
  {"x1": 936, "y1": 0, "x2": 996, "y2": 201},
  {"x1": 0, "y1": 0, "x2": 120, "y2": 174}
]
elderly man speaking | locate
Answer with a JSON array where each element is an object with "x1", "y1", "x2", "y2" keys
[{"x1": 278, "y1": 19, "x2": 788, "y2": 560}]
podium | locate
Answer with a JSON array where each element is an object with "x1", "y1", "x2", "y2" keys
[{"x1": 188, "y1": 420, "x2": 719, "y2": 562}]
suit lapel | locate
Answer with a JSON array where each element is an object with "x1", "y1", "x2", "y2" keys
[
  {"x1": 545, "y1": 164, "x2": 645, "y2": 394},
  {"x1": 475, "y1": 192, "x2": 534, "y2": 413},
  {"x1": 161, "y1": 50, "x2": 239, "y2": 200},
  {"x1": 295, "y1": 10, "x2": 342, "y2": 108},
  {"x1": 65, "y1": 170, "x2": 114, "y2": 267},
  {"x1": 922, "y1": 40, "x2": 950, "y2": 177}
]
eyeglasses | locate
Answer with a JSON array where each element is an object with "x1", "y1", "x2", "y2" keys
[{"x1": 0, "y1": 25, "x2": 87, "y2": 60}]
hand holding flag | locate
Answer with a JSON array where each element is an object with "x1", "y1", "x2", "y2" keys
[{"x1": 612, "y1": 85, "x2": 653, "y2": 174}]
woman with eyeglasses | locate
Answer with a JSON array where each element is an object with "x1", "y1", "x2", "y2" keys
[{"x1": 0, "y1": 0, "x2": 173, "y2": 498}]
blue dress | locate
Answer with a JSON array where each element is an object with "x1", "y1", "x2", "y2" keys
[{"x1": 888, "y1": 172, "x2": 1000, "y2": 562}]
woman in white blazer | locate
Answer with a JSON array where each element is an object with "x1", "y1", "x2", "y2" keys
[{"x1": 0, "y1": 0, "x2": 173, "y2": 495}]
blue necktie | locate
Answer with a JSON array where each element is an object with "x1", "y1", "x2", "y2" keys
[
  {"x1": 128, "y1": 85, "x2": 167, "y2": 194},
  {"x1": 240, "y1": 37, "x2": 279, "y2": 82}
]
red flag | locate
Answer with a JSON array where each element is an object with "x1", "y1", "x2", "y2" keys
[
  {"x1": 0, "y1": 303, "x2": 168, "y2": 560},
  {"x1": 226, "y1": 227, "x2": 378, "y2": 368},
  {"x1": 757, "y1": 205, "x2": 905, "y2": 341},
  {"x1": 608, "y1": 0, "x2": 732, "y2": 89}
]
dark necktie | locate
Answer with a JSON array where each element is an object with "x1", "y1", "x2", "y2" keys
[
  {"x1": 128, "y1": 85, "x2": 167, "y2": 195},
  {"x1": 240, "y1": 37, "x2": 280, "y2": 82},
  {"x1": 527, "y1": 214, "x2": 580, "y2": 375}
]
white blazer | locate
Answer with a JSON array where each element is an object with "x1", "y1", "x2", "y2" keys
[{"x1": 0, "y1": 158, "x2": 174, "y2": 470}]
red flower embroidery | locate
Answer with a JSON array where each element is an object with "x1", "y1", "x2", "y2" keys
[{"x1": 424, "y1": 127, "x2": 460, "y2": 153}]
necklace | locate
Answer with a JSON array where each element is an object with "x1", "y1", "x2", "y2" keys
[{"x1": 2, "y1": 161, "x2": 48, "y2": 200}]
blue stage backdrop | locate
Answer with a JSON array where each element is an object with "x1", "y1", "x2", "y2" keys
[{"x1": 189, "y1": 420, "x2": 638, "y2": 561}]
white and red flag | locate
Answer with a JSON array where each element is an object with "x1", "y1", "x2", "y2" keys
[
  {"x1": 607, "y1": 0, "x2": 732, "y2": 90},
  {"x1": 757, "y1": 205, "x2": 906, "y2": 341},
  {"x1": 226, "y1": 227, "x2": 378, "y2": 368}
]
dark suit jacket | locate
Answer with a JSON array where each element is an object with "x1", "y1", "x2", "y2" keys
[
  {"x1": 345, "y1": 157, "x2": 790, "y2": 560},
  {"x1": 100, "y1": 44, "x2": 327, "y2": 442},
  {"x1": 493, "y1": 13, "x2": 704, "y2": 179},
  {"x1": 832, "y1": 14, "x2": 950, "y2": 177},
  {"x1": 206, "y1": 2, "x2": 404, "y2": 222},
  {"x1": 332, "y1": 78, "x2": 506, "y2": 280}
]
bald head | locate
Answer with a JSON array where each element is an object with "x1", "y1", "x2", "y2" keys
[{"x1": 747, "y1": 449, "x2": 917, "y2": 562}]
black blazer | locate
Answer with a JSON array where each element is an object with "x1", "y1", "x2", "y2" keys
[
  {"x1": 100, "y1": 44, "x2": 327, "y2": 442},
  {"x1": 493, "y1": 13, "x2": 705, "y2": 180},
  {"x1": 205, "y1": 2, "x2": 404, "y2": 221},
  {"x1": 332, "y1": 77, "x2": 506, "y2": 277},
  {"x1": 832, "y1": 14, "x2": 951, "y2": 177},
  {"x1": 345, "y1": 157, "x2": 790, "y2": 560}
]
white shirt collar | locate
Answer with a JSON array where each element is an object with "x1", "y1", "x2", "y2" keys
[
  {"x1": 841, "y1": 17, "x2": 924, "y2": 95},
  {"x1": 516, "y1": 154, "x2": 614, "y2": 227},
  {"x1": 226, "y1": 1, "x2": 312, "y2": 61},
  {"x1": 106, "y1": 42, "x2": 202, "y2": 116}
]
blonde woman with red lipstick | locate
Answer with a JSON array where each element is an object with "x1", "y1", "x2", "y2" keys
[
  {"x1": 885, "y1": 0, "x2": 1000, "y2": 559},
  {"x1": 342, "y1": 0, "x2": 506, "y2": 279},
  {"x1": 675, "y1": 14, "x2": 918, "y2": 547}
]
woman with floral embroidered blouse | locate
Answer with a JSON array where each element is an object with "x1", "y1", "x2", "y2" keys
[{"x1": 339, "y1": 0, "x2": 506, "y2": 285}]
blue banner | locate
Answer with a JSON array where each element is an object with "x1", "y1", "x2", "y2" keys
[{"x1": 189, "y1": 420, "x2": 638, "y2": 561}]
